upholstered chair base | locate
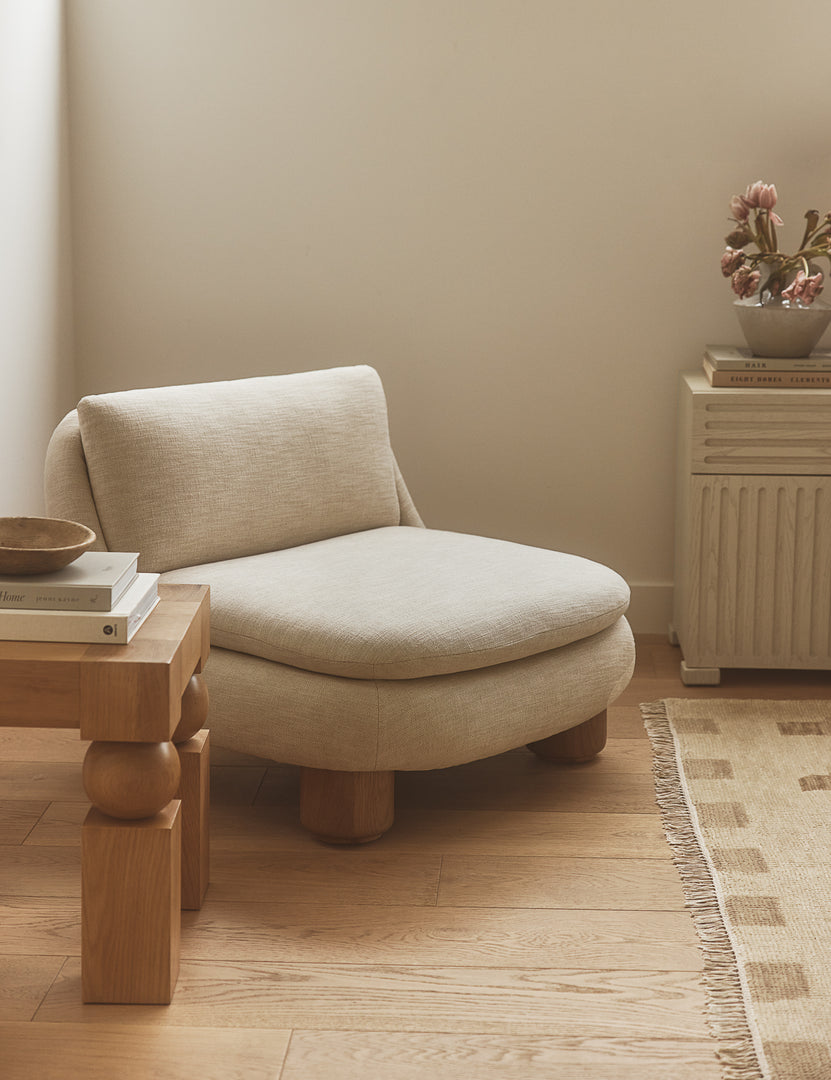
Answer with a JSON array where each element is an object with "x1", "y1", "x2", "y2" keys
[
  {"x1": 300, "y1": 767, "x2": 395, "y2": 844},
  {"x1": 189, "y1": 623, "x2": 633, "y2": 775},
  {"x1": 527, "y1": 710, "x2": 607, "y2": 764}
]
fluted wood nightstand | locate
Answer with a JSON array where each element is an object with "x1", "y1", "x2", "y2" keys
[{"x1": 671, "y1": 370, "x2": 831, "y2": 685}]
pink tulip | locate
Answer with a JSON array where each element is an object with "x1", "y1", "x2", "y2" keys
[
  {"x1": 743, "y1": 181, "x2": 778, "y2": 210},
  {"x1": 730, "y1": 195, "x2": 750, "y2": 222}
]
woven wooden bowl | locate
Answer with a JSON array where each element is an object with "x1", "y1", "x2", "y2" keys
[{"x1": 0, "y1": 517, "x2": 97, "y2": 575}]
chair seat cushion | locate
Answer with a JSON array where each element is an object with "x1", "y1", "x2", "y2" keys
[{"x1": 162, "y1": 526, "x2": 630, "y2": 680}]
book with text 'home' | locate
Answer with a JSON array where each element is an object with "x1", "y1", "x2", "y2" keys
[
  {"x1": 0, "y1": 572, "x2": 159, "y2": 644},
  {"x1": 705, "y1": 345, "x2": 831, "y2": 371},
  {"x1": 0, "y1": 551, "x2": 139, "y2": 611},
  {"x1": 703, "y1": 356, "x2": 831, "y2": 388}
]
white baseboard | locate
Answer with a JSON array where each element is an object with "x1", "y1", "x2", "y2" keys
[{"x1": 626, "y1": 583, "x2": 674, "y2": 635}]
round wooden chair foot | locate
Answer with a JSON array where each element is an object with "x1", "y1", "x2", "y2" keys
[
  {"x1": 527, "y1": 710, "x2": 607, "y2": 764},
  {"x1": 300, "y1": 767, "x2": 395, "y2": 843}
]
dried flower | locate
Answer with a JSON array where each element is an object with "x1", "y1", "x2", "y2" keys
[
  {"x1": 725, "y1": 225, "x2": 754, "y2": 248},
  {"x1": 721, "y1": 248, "x2": 746, "y2": 276},
  {"x1": 721, "y1": 181, "x2": 831, "y2": 305},
  {"x1": 732, "y1": 265, "x2": 761, "y2": 299},
  {"x1": 782, "y1": 269, "x2": 824, "y2": 304}
]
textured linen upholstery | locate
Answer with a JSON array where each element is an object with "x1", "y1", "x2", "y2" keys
[
  {"x1": 199, "y1": 621, "x2": 634, "y2": 772},
  {"x1": 161, "y1": 526, "x2": 630, "y2": 679},
  {"x1": 43, "y1": 411, "x2": 108, "y2": 553},
  {"x1": 44, "y1": 364, "x2": 636, "y2": 833},
  {"x1": 75, "y1": 367, "x2": 400, "y2": 573}
]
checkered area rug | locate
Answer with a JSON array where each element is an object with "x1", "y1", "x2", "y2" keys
[{"x1": 642, "y1": 699, "x2": 831, "y2": 1080}]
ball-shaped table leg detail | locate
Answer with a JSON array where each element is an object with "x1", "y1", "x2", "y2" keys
[
  {"x1": 83, "y1": 740, "x2": 181, "y2": 819},
  {"x1": 173, "y1": 673, "x2": 209, "y2": 744}
]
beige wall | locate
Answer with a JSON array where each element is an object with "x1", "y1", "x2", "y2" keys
[
  {"x1": 64, "y1": 1, "x2": 831, "y2": 630},
  {"x1": 0, "y1": 0, "x2": 75, "y2": 515}
]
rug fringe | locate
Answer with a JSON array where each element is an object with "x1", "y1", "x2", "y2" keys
[{"x1": 641, "y1": 701, "x2": 767, "y2": 1080}]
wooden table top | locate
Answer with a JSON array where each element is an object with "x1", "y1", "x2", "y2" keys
[{"x1": 0, "y1": 583, "x2": 210, "y2": 740}]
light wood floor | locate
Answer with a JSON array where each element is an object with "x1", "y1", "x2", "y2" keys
[{"x1": 1, "y1": 635, "x2": 829, "y2": 1079}]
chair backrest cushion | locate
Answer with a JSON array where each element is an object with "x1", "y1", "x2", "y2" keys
[{"x1": 75, "y1": 366, "x2": 401, "y2": 572}]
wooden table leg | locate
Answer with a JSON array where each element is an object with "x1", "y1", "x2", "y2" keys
[
  {"x1": 173, "y1": 674, "x2": 210, "y2": 910},
  {"x1": 81, "y1": 740, "x2": 182, "y2": 1004}
]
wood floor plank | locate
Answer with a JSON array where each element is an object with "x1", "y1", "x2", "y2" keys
[
  {"x1": 252, "y1": 763, "x2": 299, "y2": 806},
  {"x1": 1, "y1": 896, "x2": 700, "y2": 971},
  {"x1": 607, "y1": 706, "x2": 653, "y2": 739},
  {"x1": 0, "y1": 728, "x2": 88, "y2": 764},
  {"x1": 36, "y1": 959, "x2": 711, "y2": 1038},
  {"x1": 23, "y1": 801, "x2": 88, "y2": 846},
  {"x1": 209, "y1": 765, "x2": 269, "y2": 806},
  {"x1": 0, "y1": 846, "x2": 80, "y2": 897},
  {"x1": 279, "y1": 1031, "x2": 721, "y2": 1080},
  {"x1": 437, "y1": 856, "x2": 685, "y2": 910},
  {"x1": 0, "y1": 1022, "x2": 291, "y2": 1080},
  {"x1": 179, "y1": 902, "x2": 701, "y2": 969},
  {"x1": 0, "y1": 762, "x2": 86, "y2": 802},
  {"x1": 0, "y1": 957, "x2": 65, "y2": 1021},
  {"x1": 0, "y1": 800, "x2": 48, "y2": 844},
  {"x1": 374, "y1": 808, "x2": 670, "y2": 857},
  {"x1": 20, "y1": 800, "x2": 669, "y2": 858},
  {"x1": 393, "y1": 757, "x2": 660, "y2": 815},
  {"x1": 209, "y1": 849, "x2": 442, "y2": 905},
  {"x1": 0, "y1": 899, "x2": 79, "y2": 956}
]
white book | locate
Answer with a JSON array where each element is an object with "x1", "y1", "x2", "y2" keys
[
  {"x1": 0, "y1": 551, "x2": 139, "y2": 611},
  {"x1": 705, "y1": 345, "x2": 831, "y2": 371},
  {"x1": 0, "y1": 573, "x2": 160, "y2": 644}
]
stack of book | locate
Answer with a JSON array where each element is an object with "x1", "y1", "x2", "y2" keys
[
  {"x1": 0, "y1": 552, "x2": 159, "y2": 644},
  {"x1": 703, "y1": 346, "x2": 831, "y2": 387}
]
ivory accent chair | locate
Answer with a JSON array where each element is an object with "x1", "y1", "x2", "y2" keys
[{"x1": 45, "y1": 367, "x2": 635, "y2": 842}]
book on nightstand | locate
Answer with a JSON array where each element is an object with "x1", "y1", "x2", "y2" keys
[
  {"x1": 705, "y1": 345, "x2": 831, "y2": 371},
  {"x1": 0, "y1": 551, "x2": 139, "y2": 611},
  {"x1": 703, "y1": 354, "x2": 831, "y2": 388},
  {"x1": 0, "y1": 572, "x2": 160, "y2": 644}
]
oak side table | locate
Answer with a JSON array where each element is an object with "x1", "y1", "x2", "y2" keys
[
  {"x1": 0, "y1": 582, "x2": 210, "y2": 1004},
  {"x1": 671, "y1": 370, "x2": 831, "y2": 685}
]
